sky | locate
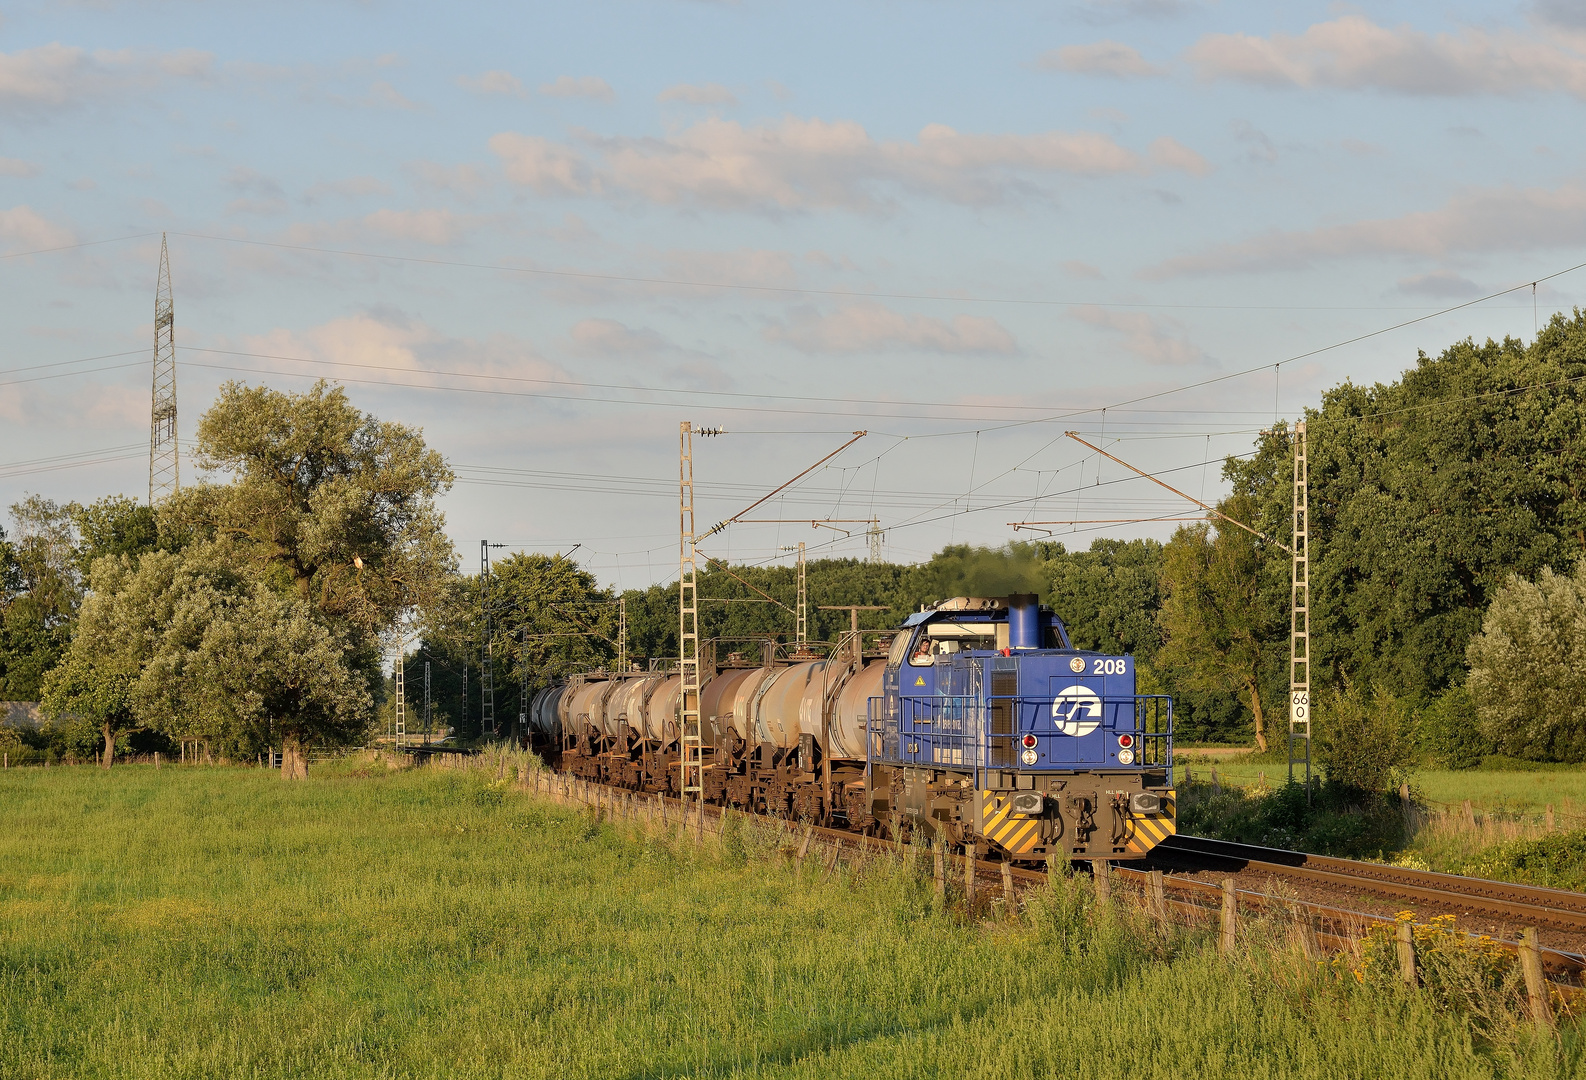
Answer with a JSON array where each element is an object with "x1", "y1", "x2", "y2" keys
[{"x1": 2, "y1": 0, "x2": 1584, "y2": 590}]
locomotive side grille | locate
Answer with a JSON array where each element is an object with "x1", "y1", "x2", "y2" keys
[{"x1": 989, "y1": 669, "x2": 1016, "y2": 767}]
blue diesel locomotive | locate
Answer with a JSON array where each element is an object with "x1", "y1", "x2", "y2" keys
[{"x1": 867, "y1": 593, "x2": 1175, "y2": 861}]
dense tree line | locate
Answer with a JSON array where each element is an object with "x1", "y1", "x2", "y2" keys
[{"x1": 8, "y1": 312, "x2": 1586, "y2": 773}]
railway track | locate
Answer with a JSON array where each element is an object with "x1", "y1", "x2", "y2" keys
[
  {"x1": 523, "y1": 769, "x2": 1586, "y2": 982},
  {"x1": 1155, "y1": 834, "x2": 1586, "y2": 935}
]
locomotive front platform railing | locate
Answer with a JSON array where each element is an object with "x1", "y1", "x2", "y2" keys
[{"x1": 867, "y1": 693, "x2": 1173, "y2": 778}]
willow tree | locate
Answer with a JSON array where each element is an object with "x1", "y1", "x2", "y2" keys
[{"x1": 162, "y1": 381, "x2": 455, "y2": 775}]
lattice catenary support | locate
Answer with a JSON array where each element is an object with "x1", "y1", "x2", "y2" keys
[
  {"x1": 1287, "y1": 420, "x2": 1312, "y2": 797},
  {"x1": 679, "y1": 422, "x2": 705, "y2": 829}
]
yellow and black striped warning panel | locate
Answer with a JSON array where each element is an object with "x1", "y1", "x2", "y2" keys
[
  {"x1": 977, "y1": 790, "x2": 1044, "y2": 855},
  {"x1": 1123, "y1": 791, "x2": 1176, "y2": 856}
]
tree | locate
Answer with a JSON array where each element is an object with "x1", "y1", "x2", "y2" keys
[
  {"x1": 1466, "y1": 564, "x2": 1586, "y2": 762},
  {"x1": 1155, "y1": 490, "x2": 1290, "y2": 752},
  {"x1": 0, "y1": 497, "x2": 80, "y2": 699},
  {"x1": 1315, "y1": 677, "x2": 1414, "y2": 792},
  {"x1": 183, "y1": 582, "x2": 371, "y2": 778},
  {"x1": 38, "y1": 552, "x2": 152, "y2": 768},
  {"x1": 170, "y1": 380, "x2": 456, "y2": 651},
  {"x1": 1309, "y1": 314, "x2": 1586, "y2": 701},
  {"x1": 70, "y1": 495, "x2": 159, "y2": 577}
]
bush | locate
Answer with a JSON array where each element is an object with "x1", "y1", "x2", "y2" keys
[
  {"x1": 1176, "y1": 777, "x2": 1410, "y2": 858},
  {"x1": 1415, "y1": 685, "x2": 1492, "y2": 769},
  {"x1": 1316, "y1": 678, "x2": 1415, "y2": 792},
  {"x1": 1458, "y1": 829, "x2": 1586, "y2": 890},
  {"x1": 1467, "y1": 564, "x2": 1586, "y2": 762}
]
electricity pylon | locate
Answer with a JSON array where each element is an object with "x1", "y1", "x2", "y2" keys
[{"x1": 149, "y1": 234, "x2": 179, "y2": 504}]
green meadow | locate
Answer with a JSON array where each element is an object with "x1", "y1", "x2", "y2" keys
[{"x1": 0, "y1": 760, "x2": 1575, "y2": 1079}]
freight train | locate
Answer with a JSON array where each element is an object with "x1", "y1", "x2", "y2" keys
[{"x1": 529, "y1": 593, "x2": 1176, "y2": 862}]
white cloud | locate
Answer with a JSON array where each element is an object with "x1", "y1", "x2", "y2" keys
[
  {"x1": 492, "y1": 115, "x2": 1204, "y2": 212},
  {"x1": 1071, "y1": 305, "x2": 1206, "y2": 366},
  {"x1": 1039, "y1": 41, "x2": 1164, "y2": 77},
  {"x1": 488, "y1": 132, "x2": 595, "y2": 195},
  {"x1": 0, "y1": 157, "x2": 39, "y2": 177},
  {"x1": 362, "y1": 80, "x2": 421, "y2": 110},
  {"x1": 1187, "y1": 15, "x2": 1586, "y2": 97},
  {"x1": 458, "y1": 70, "x2": 525, "y2": 97},
  {"x1": 569, "y1": 318, "x2": 669, "y2": 356},
  {"x1": 1142, "y1": 182, "x2": 1586, "y2": 278},
  {"x1": 405, "y1": 160, "x2": 491, "y2": 199},
  {"x1": 1397, "y1": 270, "x2": 1483, "y2": 298},
  {"x1": 361, "y1": 207, "x2": 482, "y2": 246},
  {"x1": 224, "y1": 166, "x2": 288, "y2": 216},
  {"x1": 304, "y1": 175, "x2": 391, "y2": 203},
  {"x1": 766, "y1": 303, "x2": 1018, "y2": 355},
  {"x1": 0, "y1": 205, "x2": 74, "y2": 251},
  {"x1": 1062, "y1": 260, "x2": 1104, "y2": 278},
  {"x1": 0, "y1": 43, "x2": 214, "y2": 109},
  {"x1": 1147, "y1": 136, "x2": 1212, "y2": 174},
  {"x1": 539, "y1": 75, "x2": 615, "y2": 102},
  {"x1": 658, "y1": 82, "x2": 738, "y2": 105},
  {"x1": 238, "y1": 310, "x2": 568, "y2": 389}
]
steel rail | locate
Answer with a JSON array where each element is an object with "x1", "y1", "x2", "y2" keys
[{"x1": 1160, "y1": 834, "x2": 1586, "y2": 933}]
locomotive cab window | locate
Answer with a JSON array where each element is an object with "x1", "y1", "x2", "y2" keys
[{"x1": 910, "y1": 622, "x2": 996, "y2": 665}]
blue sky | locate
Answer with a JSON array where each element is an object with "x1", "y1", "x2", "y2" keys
[{"x1": 2, "y1": 1, "x2": 1584, "y2": 588}]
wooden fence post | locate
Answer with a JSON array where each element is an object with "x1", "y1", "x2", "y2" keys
[
  {"x1": 1148, "y1": 870, "x2": 1168, "y2": 926},
  {"x1": 823, "y1": 844, "x2": 840, "y2": 880},
  {"x1": 1001, "y1": 861, "x2": 1015, "y2": 908},
  {"x1": 797, "y1": 825, "x2": 813, "y2": 862},
  {"x1": 963, "y1": 848, "x2": 975, "y2": 908},
  {"x1": 1396, "y1": 922, "x2": 1417, "y2": 987},
  {"x1": 934, "y1": 840, "x2": 946, "y2": 902},
  {"x1": 1093, "y1": 860, "x2": 1111, "y2": 904},
  {"x1": 1462, "y1": 799, "x2": 1476, "y2": 827},
  {"x1": 1220, "y1": 877, "x2": 1238, "y2": 955},
  {"x1": 1546, "y1": 804, "x2": 1556, "y2": 831},
  {"x1": 1520, "y1": 927, "x2": 1554, "y2": 1029}
]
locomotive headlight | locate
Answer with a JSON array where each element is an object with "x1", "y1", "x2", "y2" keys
[
  {"x1": 1130, "y1": 792, "x2": 1162, "y2": 815},
  {"x1": 1117, "y1": 747, "x2": 1135, "y2": 765},
  {"x1": 1020, "y1": 748, "x2": 1039, "y2": 766}
]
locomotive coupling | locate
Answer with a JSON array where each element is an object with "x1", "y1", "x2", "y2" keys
[
  {"x1": 1008, "y1": 791, "x2": 1045, "y2": 817},
  {"x1": 1129, "y1": 792, "x2": 1162, "y2": 815}
]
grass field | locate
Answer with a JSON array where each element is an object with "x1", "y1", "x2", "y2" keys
[
  {"x1": 0, "y1": 760, "x2": 1575, "y2": 1079},
  {"x1": 1176, "y1": 754, "x2": 1586, "y2": 821}
]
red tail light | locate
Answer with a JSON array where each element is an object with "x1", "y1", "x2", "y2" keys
[{"x1": 1117, "y1": 734, "x2": 1134, "y2": 748}]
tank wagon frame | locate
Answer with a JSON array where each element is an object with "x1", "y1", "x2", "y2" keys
[{"x1": 530, "y1": 594, "x2": 1176, "y2": 862}]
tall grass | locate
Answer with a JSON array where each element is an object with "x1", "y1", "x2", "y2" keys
[{"x1": 0, "y1": 761, "x2": 1574, "y2": 1079}]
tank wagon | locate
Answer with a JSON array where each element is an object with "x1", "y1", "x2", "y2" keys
[{"x1": 530, "y1": 593, "x2": 1175, "y2": 861}]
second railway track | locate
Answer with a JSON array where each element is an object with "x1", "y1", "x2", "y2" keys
[{"x1": 1156, "y1": 833, "x2": 1586, "y2": 935}]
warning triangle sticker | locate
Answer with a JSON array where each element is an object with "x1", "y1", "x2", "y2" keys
[{"x1": 914, "y1": 676, "x2": 925, "y2": 686}]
